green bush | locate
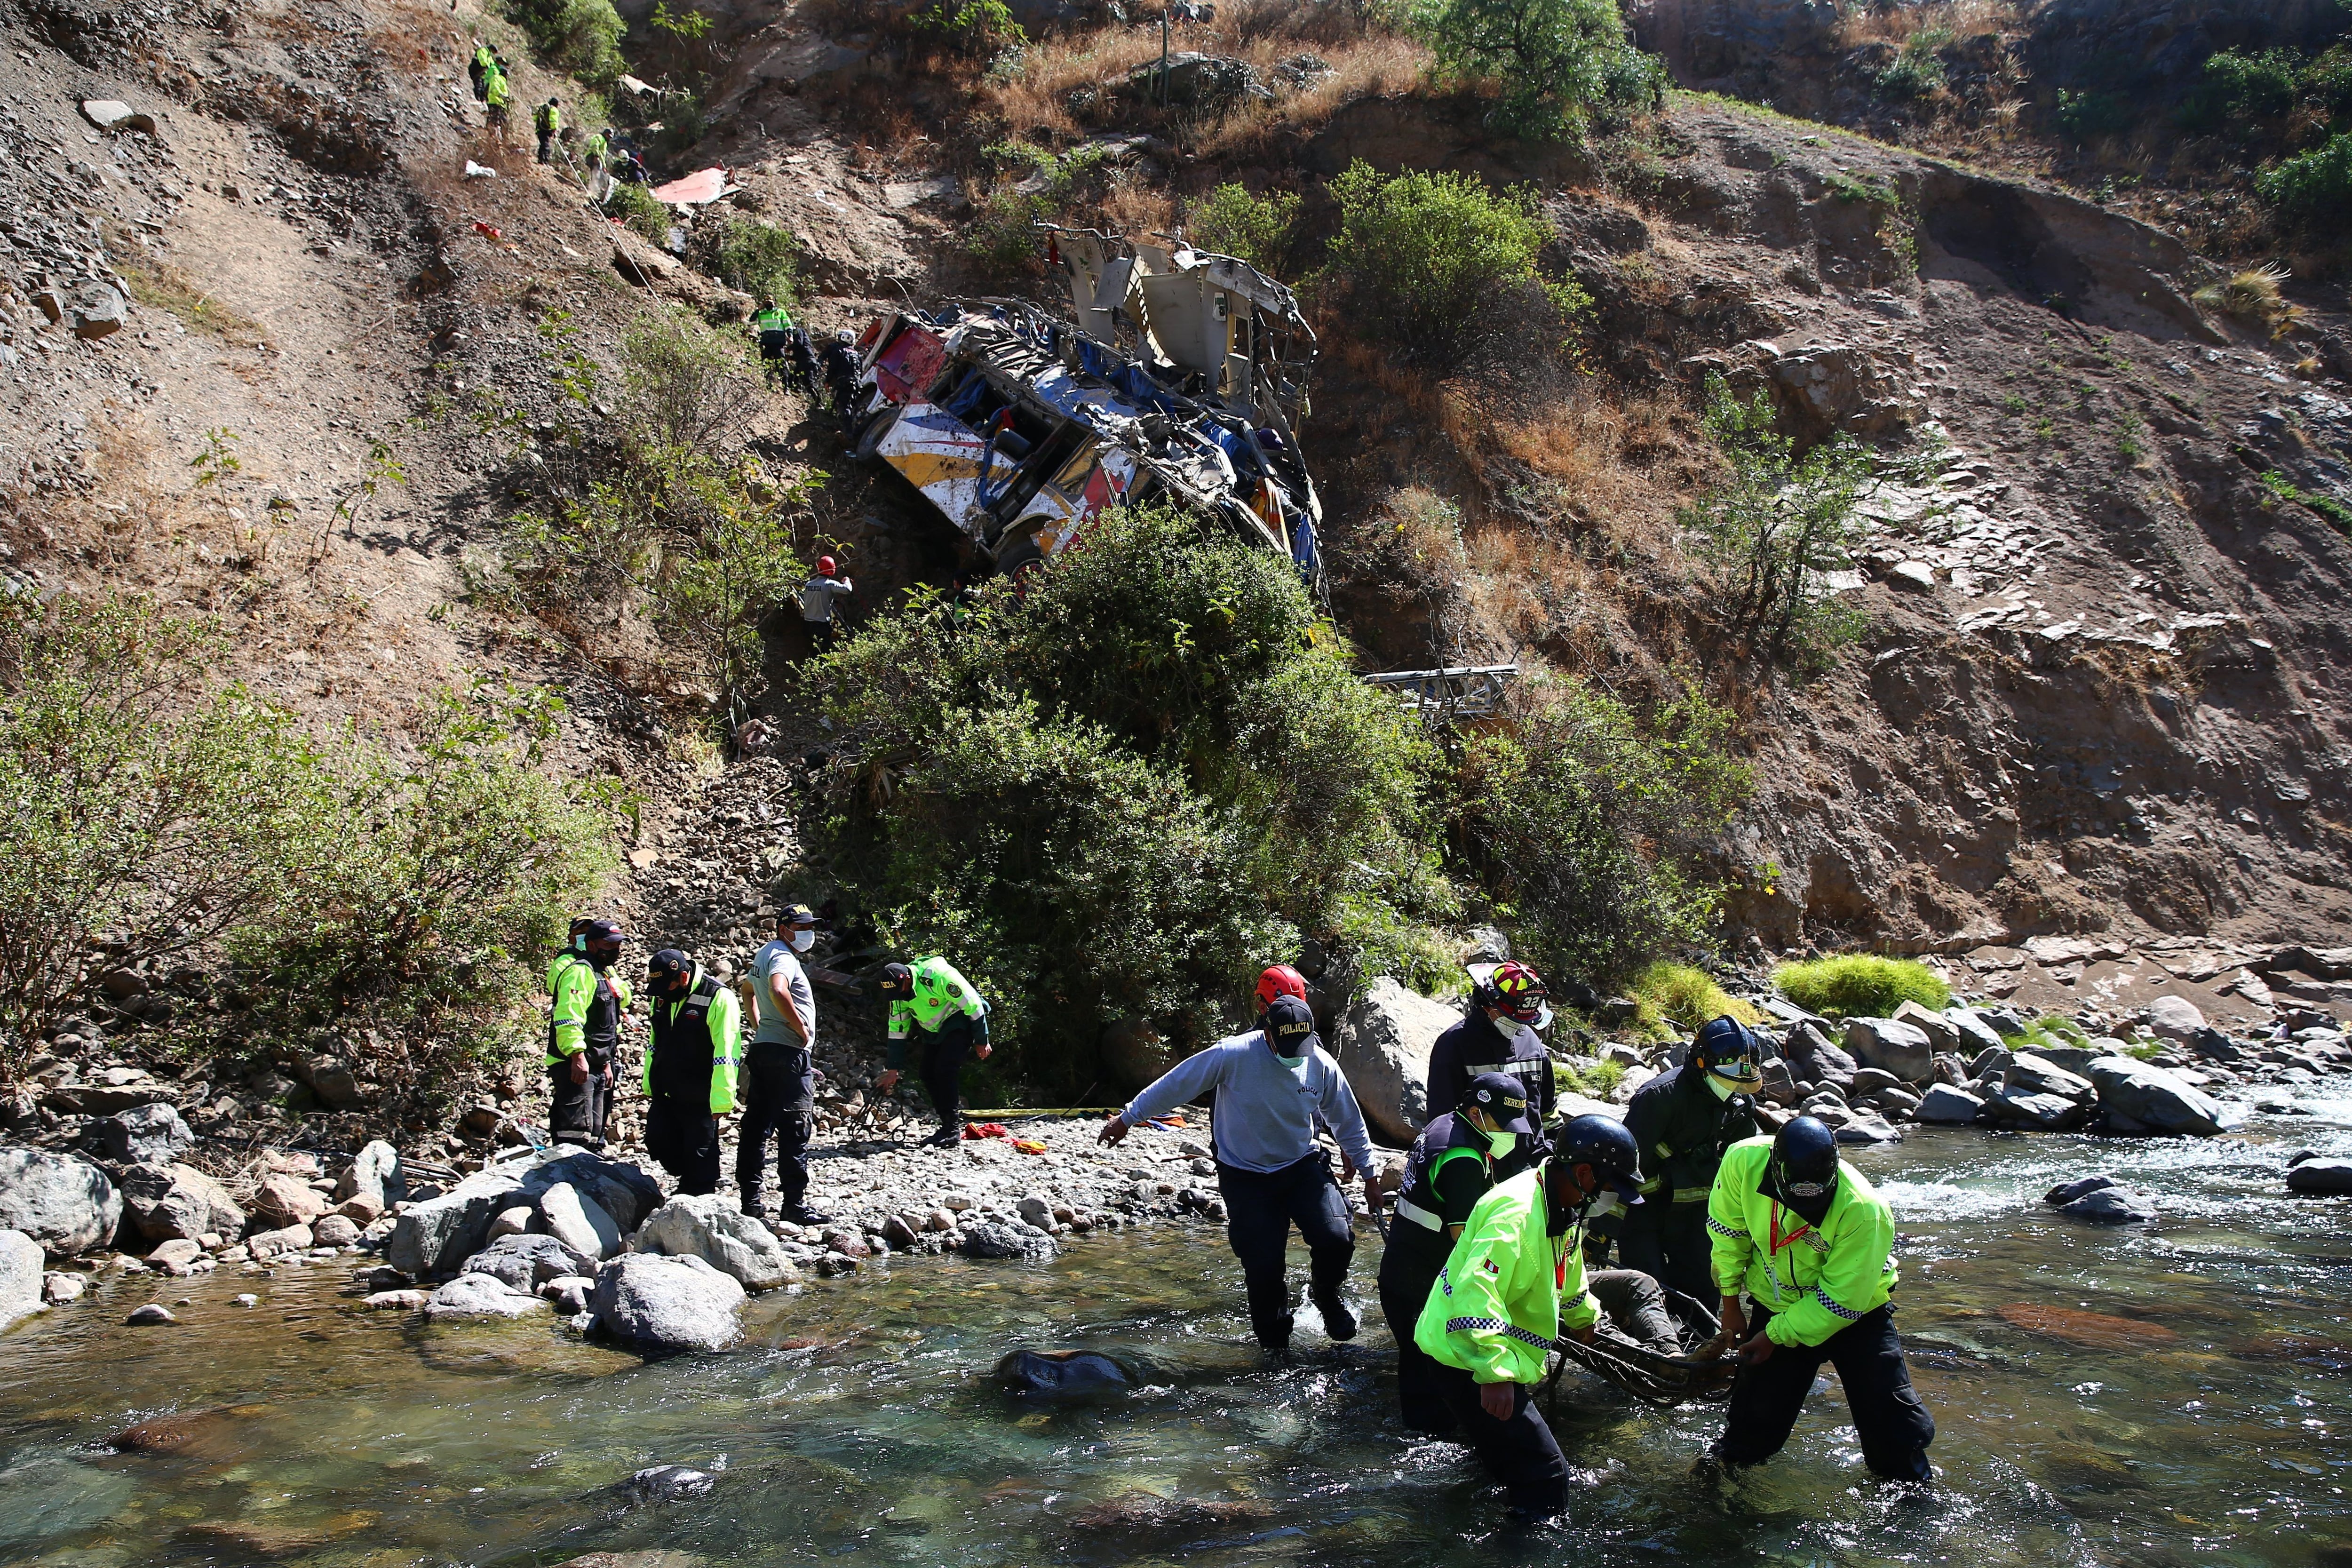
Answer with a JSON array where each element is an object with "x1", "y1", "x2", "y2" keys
[
  {"x1": 807, "y1": 506, "x2": 1440, "y2": 1088},
  {"x1": 2180, "y1": 47, "x2": 2304, "y2": 134},
  {"x1": 910, "y1": 0, "x2": 1025, "y2": 62},
  {"x1": 1682, "y1": 377, "x2": 1873, "y2": 667},
  {"x1": 708, "y1": 218, "x2": 803, "y2": 308},
  {"x1": 1192, "y1": 182, "x2": 1301, "y2": 273},
  {"x1": 2053, "y1": 88, "x2": 2132, "y2": 141},
  {"x1": 1322, "y1": 160, "x2": 1588, "y2": 371},
  {"x1": 501, "y1": 0, "x2": 626, "y2": 87},
  {"x1": 1877, "y1": 29, "x2": 1950, "y2": 100},
  {"x1": 604, "y1": 180, "x2": 670, "y2": 245},
  {"x1": 1452, "y1": 676, "x2": 1751, "y2": 989},
  {"x1": 2259, "y1": 132, "x2": 2352, "y2": 231},
  {"x1": 1772, "y1": 955, "x2": 1951, "y2": 1019},
  {"x1": 1411, "y1": 0, "x2": 1663, "y2": 139},
  {"x1": 1629, "y1": 961, "x2": 1763, "y2": 1033}
]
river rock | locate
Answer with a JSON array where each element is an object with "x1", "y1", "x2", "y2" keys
[
  {"x1": 1784, "y1": 1021, "x2": 1858, "y2": 1090},
  {"x1": 588, "y1": 1252, "x2": 745, "y2": 1353},
  {"x1": 486, "y1": 1205, "x2": 534, "y2": 1242},
  {"x1": 995, "y1": 1347, "x2": 1135, "y2": 1401},
  {"x1": 1844, "y1": 1018, "x2": 1934, "y2": 1082},
  {"x1": 634, "y1": 1194, "x2": 799, "y2": 1289},
  {"x1": 540, "y1": 1182, "x2": 623, "y2": 1261},
  {"x1": 0, "y1": 1147, "x2": 122, "y2": 1256},
  {"x1": 118, "y1": 1162, "x2": 244, "y2": 1243},
  {"x1": 1914, "y1": 1084, "x2": 1984, "y2": 1124},
  {"x1": 620, "y1": 1464, "x2": 715, "y2": 1503},
  {"x1": 148, "y1": 1237, "x2": 203, "y2": 1274},
  {"x1": 247, "y1": 1224, "x2": 312, "y2": 1260},
  {"x1": 334, "y1": 1141, "x2": 405, "y2": 1211},
  {"x1": 125, "y1": 1302, "x2": 175, "y2": 1325},
  {"x1": 2026, "y1": 1044, "x2": 2103, "y2": 1075},
  {"x1": 1890, "y1": 1000, "x2": 1958, "y2": 1055},
  {"x1": 385, "y1": 1148, "x2": 632, "y2": 1277},
  {"x1": 2143, "y1": 995, "x2": 2207, "y2": 1043},
  {"x1": 250, "y1": 1174, "x2": 328, "y2": 1229},
  {"x1": 2286, "y1": 1157, "x2": 2352, "y2": 1195},
  {"x1": 466, "y1": 1232, "x2": 597, "y2": 1291},
  {"x1": 2084, "y1": 1056, "x2": 2223, "y2": 1136},
  {"x1": 2060, "y1": 1186, "x2": 2158, "y2": 1224},
  {"x1": 1943, "y1": 1007, "x2": 2008, "y2": 1058},
  {"x1": 1874, "y1": 1087, "x2": 1921, "y2": 1114},
  {"x1": 2046, "y1": 1173, "x2": 2117, "y2": 1205},
  {"x1": 1986, "y1": 1084, "x2": 2089, "y2": 1129},
  {"x1": 86, "y1": 1104, "x2": 193, "y2": 1166},
  {"x1": 1331, "y1": 977, "x2": 1459, "y2": 1140},
  {"x1": 1850, "y1": 1067, "x2": 1902, "y2": 1097},
  {"x1": 2005, "y1": 1053, "x2": 2097, "y2": 1103},
  {"x1": 541, "y1": 1274, "x2": 595, "y2": 1313},
  {"x1": 0, "y1": 1229, "x2": 42, "y2": 1328},
  {"x1": 308, "y1": 1213, "x2": 357, "y2": 1248},
  {"x1": 961, "y1": 1220, "x2": 1060, "y2": 1261},
  {"x1": 362, "y1": 1288, "x2": 430, "y2": 1311},
  {"x1": 1834, "y1": 1112, "x2": 1903, "y2": 1143},
  {"x1": 427, "y1": 1272, "x2": 541, "y2": 1319},
  {"x1": 44, "y1": 1271, "x2": 86, "y2": 1305}
]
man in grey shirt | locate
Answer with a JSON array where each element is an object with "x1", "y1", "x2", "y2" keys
[
  {"x1": 800, "y1": 554, "x2": 853, "y2": 655},
  {"x1": 1101, "y1": 994, "x2": 1385, "y2": 1351},
  {"x1": 735, "y1": 904, "x2": 828, "y2": 1224}
]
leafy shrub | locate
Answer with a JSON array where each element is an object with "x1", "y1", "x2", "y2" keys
[
  {"x1": 1412, "y1": 0, "x2": 1665, "y2": 140},
  {"x1": 1682, "y1": 377, "x2": 1872, "y2": 667},
  {"x1": 0, "y1": 595, "x2": 335, "y2": 1081},
  {"x1": 1876, "y1": 28, "x2": 1950, "y2": 99},
  {"x1": 604, "y1": 180, "x2": 670, "y2": 244},
  {"x1": 807, "y1": 506, "x2": 1439, "y2": 1088},
  {"x1": 2180, "y1": 47, "x2": 2303, "y2": 134},
  {"x1": 708, "y1": 218, "x2": 803, "y2": 308},
  {"x1": 1629, "y1": 961, "x2": 1763, "y2": 1033},
  {"x1": 2258, "y1": 135, "x2": 2352, "y2": 233},
  {"x1": 1192, "y1": 182, "x2": 1301, "y2": 273},
  {"x1": 1322, "y1": 160, "x2": 1588, "y2": 372},
  {"x1": 1452, "y1": 677, "x2": 1751, "y2": 989},
  {"x1": 911, "y1": 0, "x2": 1025, "y2": 61},
  {"x1": 2053, "y1": 88, "x2": 2131, "y2": 141},
  {"x1": 1772, "y1": 954, "x2": 1951, "y2": 1018},
  {"x1": 501, "y1": 0, "x2": 625, "y2": 87}
]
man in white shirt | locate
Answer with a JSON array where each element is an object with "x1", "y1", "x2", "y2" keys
[
  {"x1": 735, "y1": 904, "x2": 829, "y2": 1224},
  {"x1": 801, "y1": 555, "x2": 853, "y2": 655}
]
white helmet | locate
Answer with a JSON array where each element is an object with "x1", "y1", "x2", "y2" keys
[{"x1": 835, "y1": 328, "x2": 854, "y2": 344}]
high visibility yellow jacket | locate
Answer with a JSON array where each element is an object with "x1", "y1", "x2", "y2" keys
[
  {"x1": 752, "y1": 305, "x2": 794, "y2": 334},
  {"x1": 586, "y1": 131, "x2": 608, "y2": 161},
  {"x1": 644, "y1": 966, "x2": 740, "y2": 1114},
  {"x1": 1707, "y1": 1137, "x2": 1898, "y2": 1348},
  {"x1": 485, "y1": 70, "x2": 510, "y2": 109},
  {"x1": 546, "y1": 952, "x2": 632, "y2": 1064},
  {"x1": 1414, "y1": 1166, "x2": 1601, "y2": 1385},
  {"x1": 534, "y1": 101, "x2": 560, "y2": 135},
  {"x1": 883, "y1": 956, "x2": 988, "y2": 1067}
]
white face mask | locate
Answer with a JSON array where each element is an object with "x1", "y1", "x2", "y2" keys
[
  {"x1": 1501, "y1": 1019, "x2": 1541, "y2": 1051},
  {"x1": 788, "y1": 928, "x2": 815, "y2": 953},
  {"x1": 1586, "y1": 1189, "x2": 1624, "y2": 1220},
  {"x1": 1485, "y1": 1130, "x2": 1518, "y2": 1163}
]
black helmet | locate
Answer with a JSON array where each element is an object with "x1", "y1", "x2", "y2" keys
[
  {"x1": 1770, "y1": 1115, "x2": 1841, "y2": 1220},
  {"x1": 1550, "y1": 1112, "x2": 1643, "y2": 1209},
  {"x1": 1692, "y1": 1015, "x2": 1764, "y2": 1087}
]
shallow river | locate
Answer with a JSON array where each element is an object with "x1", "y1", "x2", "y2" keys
[{"x1": 5, "y1": 1092, "x2": 2351, "y2": 1568}]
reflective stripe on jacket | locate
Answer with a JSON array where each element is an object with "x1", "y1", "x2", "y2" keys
[
  {"x1": 883, "y1": 956, "x2": 987, "y2": 1066},
  {"x1": 1413, "y1": 1167, "x2": 1600, "y2": 1385},
  {"x1": 1707, "y1": 1137, "x2": 1896, "y2": 1348},
  {"x1": 546, "y1": 952, "x2": 631, "y2": 1063},
  {"x1": 644, "y1": 965, "x2": 740, "y2": 1114},
  {"x1": 1625, "y1": 1062, "x2": 1758, "y2": 1204}
]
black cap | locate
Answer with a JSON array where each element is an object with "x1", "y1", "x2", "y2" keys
[
  {"x1": 1264, "y1": 995, "x2": 1317, "y2": 1052},
  {"x1": 1464, "y1": 1072, "x2": 1536, "y2": 1135},
  {"x1": 777, "y1": 903, "x2": 821, "y2": 928},
  {"x1": 877, "y1": 962, "x2": 914, "y2": 999},
  {"x1": 647, "y1": 949, "x2": 690, "y2": 985},
  {"x1": 579, "y1": 918, "x2": 624, "y2": 944}
]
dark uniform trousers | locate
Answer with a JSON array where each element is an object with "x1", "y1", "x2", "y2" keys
[
  {"x1": 645, "y1": 1098, "x2": 721, "y2": 1197},
  {"x1": 1216, "y1": 1152, "x2": 1354, "y2": 1351},
  {"x1": 1433, "y1": 1366, "x2": 1570, "y2": 1516},
  {"x1": 737, "y1": 1042, "x2": 815, "y2": 1208},
  {"x1": 917, "y1": 1015, "x2": 974, "y2": 1135},
  {"x1": 1712, "y1": 1303, "x2": 1935, "y2": 1481},
  {"x1": 1376, "y1": 1231, "x2": 1454, "y2": 1433},
  {"x1": 548, "y1": 1049, "x2": 611, "y2": 1148}
]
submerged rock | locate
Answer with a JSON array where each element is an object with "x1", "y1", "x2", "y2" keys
[
  {"x1": 995, "y1": 1347, "x2": 1135, "y2": 1402},
  {"x1": 2059, "y1": 1186, "x2": 2158, "y2": 1224},
  {"x1": 2044, "y1": 1174, "x2": 2117, "y2": 1206},
  {"x1": 619, "y1": 1464, "x2": 715, "y2": 1503},
  {"x1": 125, "y1": 1303, "x2": 176, "y2": 1326},
  {"x1": 426, "y1": 1273, "x2": 540, "y2": 1320}
]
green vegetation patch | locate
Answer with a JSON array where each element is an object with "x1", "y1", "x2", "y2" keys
[{"x1": 1772, "y1": 954, "x2": 1952, "y2": 1019}]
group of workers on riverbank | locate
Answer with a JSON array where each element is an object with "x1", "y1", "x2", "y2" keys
[{"x1": 547, "y1": 913, "x2": 1935, "y2": 1525}]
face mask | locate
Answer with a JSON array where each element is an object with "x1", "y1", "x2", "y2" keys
[
  {"x1": 788, "y1": 928, "x2": 815, "y2": 953},
  {"x1": 1705, "y1": 1071, "x2": 1739, "y2": 1101},
  {"x1": 1500, "y1": 1018, "x2": 1540, "y2": 1051},
  {"x1": 1484, "y1": 1130, "x2": 1518, "y2": 1162},
  {"x1": 1586, "y1": 1188, "x2": 1624, "y2": 1220},
  {"x1": 1275, "y1": 1051, "x2": 1308, "y2": 1069}
]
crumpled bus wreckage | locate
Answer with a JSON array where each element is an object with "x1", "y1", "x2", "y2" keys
[{"x1": 842, "y1": 225, "x2": 1323, "y2": 585}]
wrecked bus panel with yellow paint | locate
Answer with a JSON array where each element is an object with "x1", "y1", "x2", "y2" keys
[{"x1": 841, "y1": 226, "x2": 1323, "y2": 586}]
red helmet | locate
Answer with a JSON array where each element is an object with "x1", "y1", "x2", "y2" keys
[
  {"x1": 1255, "y1": 964, "x2": 1308, "y2": 1011},
  {"x1": 818, "y1": 555, "x2": 837, "y2": 576},
  {"x1": 1488, "y1": 961, "x2": 1551, "y2": 1027}
]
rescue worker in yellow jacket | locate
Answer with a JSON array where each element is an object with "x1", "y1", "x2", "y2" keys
[
  {"x1": 1414, "y1": 1114, "x2": 1644, "y2": 1525},
  {"x1": 641, "y1": 949, "x2": 740, "y2": 1196},
  {"x1": 546, "y1": 917, "x2": 629, "y2": 1149},
  {"x1": 1703, "y1": 1117, "x2": 1935, "y2": 1482},
  {"x1": 873, "y1": 957, "x2": 991, "y2": 1146}
]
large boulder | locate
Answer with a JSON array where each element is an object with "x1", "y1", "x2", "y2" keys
[
  {"x1": 86, "y1": 1104, "x2": 194, "y2": 1166},
  {"x1": 540, "y1": 1182, "x2": 623, "y2": 1261},
  {"x1": 2083, "y1": 1056, "x2": 2223, "y2": 1136},
  {"x1": 118, "y1": 1162, "x2": 245, "y2": 1243},
  {"x1": 1942, "y1": 1007, "x2": 2008, "y2": 1059},
  {"x1": 427, "y1": 1272, "x2": 542, "y2": 1320},
  {"x1": 1783, "y1": 1021, "x2": 1857, "y2": 1090},
  {"x1": 2006, "y1": 1052, "x2": 2097, "y2": 1103},
  {"x1": 335, "y1": 1141, "x2": 406, "y2": 1211},
  {"x1": 464, "y1": 1233, "x2": 597, "y2": 1292},
  {"x1": 1890, "y1": 1000, "x2": 1958, "y2": 1055},
  {"x1": 2287, "y1": 1158, "x2": 2352, "y2": 1195},
  {"x1": 1843, "y1": 1018, "x2": 1934, "y2": 1082},
  {"x1": 0, "y1": 1229, "x2": 43, "y2": 1329},
  {"x1": 2142, "y1": 995, "x2": 2207, "y2": 1043},
  {"x1": 1984, "y1": 1085, "x2": 2088, "y2": 1130},
  {"x1": 961, "y1": 1221, "x2": 1060, "y2": 1261},
  {"x1": 588, "y1": 1252, "x2": 745, "y2": 1353},
  {"x1": 386, "y1": 1149, "x2": 658, "y2": 1277},
  {"x1": 2059, "y1": 1186, "x2": 2158, "y2": 1224},
  {"x1": 249, "y1": 1173, "x2": 328, "y2": 1230},
  {"x1": 634, "y1": 1194, "x2": 799, "y2": 1289},
  {"x1": 1913, "y1": 1084, "x2": 1984, "y2": 1124},
  {"x1": 0, "y1": 1147, "x2": 122, "y2": 1256},
  {"x1": 1331, "y1": 978, "x2": 1461, "y2": 1141}
]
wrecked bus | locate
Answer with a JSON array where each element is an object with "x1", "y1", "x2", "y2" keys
[{"x1": 841, "y1": 225, "x2": 1323, "y2": 585}]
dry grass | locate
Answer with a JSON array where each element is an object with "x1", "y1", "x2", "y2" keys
[
  {"x1": 2195, "y1": 264, "x2": 2297, "y2": 338},
  {"x1": 1833, "y1": 0, "x2": 2026, "y2": 48},
  {"x1": 119, "y1": 253, "x2": 275, "y2": 349}
]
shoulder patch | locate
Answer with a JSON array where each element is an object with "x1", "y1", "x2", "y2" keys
[{"x1": 1480, "y1": 1258, "x2": 1501, "y2": 1276}]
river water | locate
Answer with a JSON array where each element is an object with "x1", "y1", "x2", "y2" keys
[{"x1": 5, "y1": 1090, "x2": 2350, "y2": 1568}]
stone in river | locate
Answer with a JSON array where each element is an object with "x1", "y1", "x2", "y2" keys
[
  {"x1": 2059, "y1": 1187, "x2": 2157, "y2": 1224},
  {"x1": 126, "y1": 1302, "x2": 176, "y2": 1325},
  {"x1": 2083, "y1": 1056, "x2": 2223, "y2": 1136},
  {"x1": 0, "y1": 1229, "x2": 42, "y2": 1329},
  {"x1": 118, "y1": 1162, "x2": 244, "y2": 1244},
  {"x1": 634, "y1": 1194, "x2": 799, "y2": 1289},
  {"x1": 1843, "y1": 1017, "x2": 1933, "y2": 1082},
  {"x1": 312, "y1": 1214, "x2": 361, "y2": 1248},
  {"x1": 2044, "y1": 1173, "x2": 2116, "y2": 1206},
  {"x1": 1984, "y1": 1086, "x2": 2086, "y2": 1130},
  {"x1": 588, "y1": 1252, "x2": 745, "y2": 1353},
  {"x1": 1998, "y1": 1302, "x2": 2176, "y2": 1350},
  {"x1": 539, "y1": 1181, "x2": 622, "y2": 1260},
  {"x1": 995, "y1": 1347, "x2": 1135, "y2": 1402},
  {"x1": 362, "y1": 1289, "x2": 429, "y2": 1311},
  {"x1": 0, "y1": 1146, "x2": 123, "y2": 1255},
  {"x1": 1913, "y1": 1084, "x2": 1984, "y2": 1124},
  {"x1": 960, "y1": 1221, "x2": 1059, "y2": 1261},
  {"x1": 618, "y1": 1464, "x2": 715, "y2": 1503},
  {"x1": 425, "y1": 1273, "x2": 540, "y2": 1320},
  {"x1": 2286, "y1": 1158, "x2": 2352, "y2": 1195},
  {"x1": 249, "y1": 1173, "x2": 327, "y2": 1228},
  {"x1": 464, "y1": 1233, "x2": 596, "y2": 1291},
  {"x1": 1833, "y1": 1113, "x2": 1902, "y2": 1144}
]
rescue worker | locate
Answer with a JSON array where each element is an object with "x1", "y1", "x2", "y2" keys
[
  {"x1": 787, "y1": 324, "x2": 818, "y2": 396},
  {"x1": 735, "y1": 905, "x2": 830, "y2": 1225},
  {"x1": 1103, "y1": 993, "x2": 1382, "y2": 1352},
  {"x1": 1621, "y1": 1015, "x2": 1773, "y2": 1320},
  {"x1": 873, "y1": 956, "x2": 993, "y2": 1146},
  {"x1": 1703, "y1": 1117, "x2": 1935, "y2": 1483},
  {"x1": 584, "y1": 126, "x2": 609, "y2": 172},
  {"x1": 1379, "y1": 1072, "x2": 1535, "y2": 1432},
  {"x1": 468, "y1": 40, "x2": 493, "y2": 102},
  {"x1": 641, "y1": 948, "x2": 740, "y2": 1196},
  {"x1": 534, "y1": 97, "x2": 561, "y2": 163},
  {"x1": 483, "y1": 65, "x2": 512, "y2": 140},
  {"x1": 818, "y1": 328, "x2": 860, "y2": 425},
  {"x1": 546, "y1": 917, "x2": 628, "y2": 1150},
  {"x1": 1414, "y1": 1114, "x2": 1644, "y2": 1524},
  {"x1": 799, "y1": 554, "x2": 853, "y2": 655},
  {"x1": 752, "y1": 294, "x2": 795, "y2": 388},
  {"x1": 1427, "y1": 960, "x2": 1556, "y2": 1127}
]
